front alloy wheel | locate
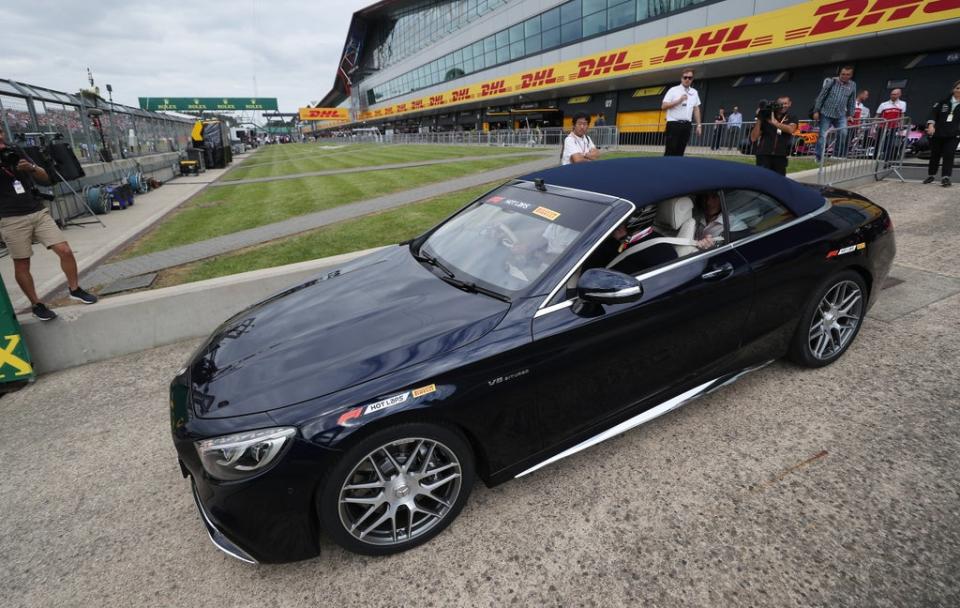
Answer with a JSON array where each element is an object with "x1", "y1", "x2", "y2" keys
[{"x1": 319, "y1": 423, "x2": 474, "y2": 555}]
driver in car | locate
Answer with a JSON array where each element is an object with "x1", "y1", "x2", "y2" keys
[{"x1": 694, "y1": 191, "x2": 724, "y2": 250}]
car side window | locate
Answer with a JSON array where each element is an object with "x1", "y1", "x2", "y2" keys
[{"x1": 722, "y1": 189, "x2": 795, "y2": 241}]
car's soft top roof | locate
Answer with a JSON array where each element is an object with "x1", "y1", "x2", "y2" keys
[{"x1": 519, "y1": 157, "x2": 825, "y2": 216}]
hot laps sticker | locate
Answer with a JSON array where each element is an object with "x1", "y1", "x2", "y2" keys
[
  {"x1": 827, "y1": 243, "x2": 867, "y2": 258},
  {"x1": 411, "y1": 384, "x2": 437, "y2": 398},
  {"x1": 363, "y1": 392, "x2": 410, "y2": 415},
  {"x1": 532, "y1": 206, "x2": 561, "y2": 221}
]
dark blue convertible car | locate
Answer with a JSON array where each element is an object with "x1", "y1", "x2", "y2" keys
[{"x1": 170, "y1": 158, "x2": 895, "y2": 562}]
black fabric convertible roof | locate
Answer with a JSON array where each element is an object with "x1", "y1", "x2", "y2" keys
[{"x1": 519, "y1": 157, "x2": 825, "y2": 216}]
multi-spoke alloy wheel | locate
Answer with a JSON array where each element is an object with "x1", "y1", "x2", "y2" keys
[
  {"x1": 319, "y1": 424, "x2": 474, "y2": 555},
  {"x1": 790, "y1": 270, "x2": 868, "y2": 368},
  {"x1": 808, "y1": 280, "x2": 863, "y2": 360}
]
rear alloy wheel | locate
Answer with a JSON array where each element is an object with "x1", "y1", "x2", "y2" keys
[
  {"x1": 789, "y1": 270, "x2": 867, "y2": 367},
  {"x1": 318, "y1": 423, "x2": 474, "y2": 555}
]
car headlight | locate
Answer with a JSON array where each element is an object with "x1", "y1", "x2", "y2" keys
[{"x1": 195, "y1": 427, "x2": 297, "y2": 481}]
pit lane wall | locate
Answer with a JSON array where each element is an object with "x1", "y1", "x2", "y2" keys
[{"x1": 355, "y1": 0, "x2": 960, "y2": 124}]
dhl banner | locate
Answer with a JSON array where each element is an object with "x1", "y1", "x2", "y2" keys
[
  {"x1": 300, "y1": 107, "x2": 350, "y2": 121},
  {"x1": 358, "y1": 0, "x2": 960, "y2": 122}
]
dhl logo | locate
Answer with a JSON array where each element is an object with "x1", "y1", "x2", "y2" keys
[
  {"x1": 480, "y1": 80, "x2": 507, "y2": 97},
  {"x1": 429, "y1": 95, "x2": 445, "y2": 106},
  {"x1": 308, "y1": 110, "x2": 342, "y2": 118},
  {"x1": 576, "y1": 52, "x2": 631, "y2": 78},
  {"x1": 411, "y1": 100, "x2": 424, "y2": 109},
  {"x1": 801, "y1": 0, "x2": 959, "y2": 37},
  {"x1": 384, "y1": 107, "x2": 394, "y2": 115},
  {"x1": 520, "y1": 69, "x2": 558, "y2": 89},
  {"x1": 659, "y1": 25, "x2": 760, "y2": 63},
  {"x1": 452, "y1": 88, "x2": 471, "y2": 102},
  {"x1": 396, "y1": 103, "x2": 407, "y2": 112}
]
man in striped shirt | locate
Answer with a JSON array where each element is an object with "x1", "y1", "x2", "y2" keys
[{"x1": 812, "y1": 66, "x2": 857, "y2": 160}]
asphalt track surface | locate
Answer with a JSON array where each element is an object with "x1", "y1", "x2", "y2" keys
[{"x1": 1, "y1": 180, "x2": 958, "y2": 608}]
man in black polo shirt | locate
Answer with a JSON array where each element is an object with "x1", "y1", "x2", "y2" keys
[
  {"x1": 750, "y1": 96, "x2": 798, "y2": 176},
  {"x1": 0, "y1": 130, "x2": 97, "y2": 320}
]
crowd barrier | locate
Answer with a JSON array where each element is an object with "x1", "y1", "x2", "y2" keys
[{"x1": 339, "y1": 116, "x2": 912, "y2": 186}]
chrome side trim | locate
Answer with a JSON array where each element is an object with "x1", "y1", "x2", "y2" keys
[
  {"x1": 515, "y1": 379, "x2": 716, "y2": 478},
  {"x1": 534, "y1": 300, "x2": 573, "y2": 318},
  {"x1": 191, "y1": 481, "x2": 258, "y2": 564},
  {"x1": 533, "y1": 198, "x2": 833, "y2": 319},
  {"x1": 514, "y1": 360, "x2": 774, "y2": 479}
]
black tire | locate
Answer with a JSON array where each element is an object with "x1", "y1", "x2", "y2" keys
[
  {"x1": 788, "y1": 270, "x2": 868, "y2": 368},
  {"x1": 317, "y1": 422, "x2": 474, "y2": 556}
]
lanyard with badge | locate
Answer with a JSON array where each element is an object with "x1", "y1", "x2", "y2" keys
[{"x1": 1, "y1": 165, "x2": 26, "y2": 194}]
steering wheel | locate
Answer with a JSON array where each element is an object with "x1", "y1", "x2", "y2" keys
[{"x1": 496, "y1": 222, "x2": 519, "y2": 249}]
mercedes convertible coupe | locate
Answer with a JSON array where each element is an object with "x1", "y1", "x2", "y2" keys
[{"x1": 170, "y1": 157, "x2": 895, "y2": 563}]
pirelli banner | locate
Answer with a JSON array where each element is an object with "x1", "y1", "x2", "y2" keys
[
  {"x1": 299, "y1": 107, "x2": 350, "y2": 121},
  {"x1": 359, "y1": 0, "x2": 960, "y2": 121}
]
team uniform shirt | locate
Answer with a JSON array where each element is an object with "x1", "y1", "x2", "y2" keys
[
  {"x1": 561, "y1": 132, "x2": 596, "y2": 165},
  {"x1": 876, "y1": 99, "x2": 907, "y2": 129},
  {"x1": 662, "y1": 84, "x2": 700, "y2": 122},
  {"x1": 850, "y1": 101, "x2": 871, "y2": 126}
]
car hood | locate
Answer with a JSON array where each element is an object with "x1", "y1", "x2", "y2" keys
[{"x1": 189, "y1": 246, "x2": 510, "y2": 418}]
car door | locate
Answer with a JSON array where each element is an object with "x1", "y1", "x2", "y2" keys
[
  {"x1": 722, "y1": 188, "x2": 829, "y2": 353},
  {"x1": 530, "y1": 243, "x2": 753, "y2": 451}
]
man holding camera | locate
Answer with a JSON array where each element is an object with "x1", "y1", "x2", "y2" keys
[
  {"x1": 750, "y1": 96, "x2": 798, "y2": 176},
  {"x1": 0, "y1": 130, "x2": 97, "y2": 321}
]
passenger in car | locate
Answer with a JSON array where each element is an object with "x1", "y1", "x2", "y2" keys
[{"x1": 693, "y1": 191, "x2": 724, "y2": 250}]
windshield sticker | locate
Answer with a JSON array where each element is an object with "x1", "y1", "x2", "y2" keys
[
  {"x1": 486, "y1": 196, "x2": 505, "y2": 203},
  {"x1": 532, "y1": 206, "x2": 560, "y2": 221},
  {"x1": 363, "y1": 391, "x2": 410, "y2": 415},
  {"x1": 412, "y1": 384, "x2": 437, "y2": 398}
]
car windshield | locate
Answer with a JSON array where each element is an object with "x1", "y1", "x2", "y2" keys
[{"x1": 421, "y1": 184, "x2": 608, "y2": 294}]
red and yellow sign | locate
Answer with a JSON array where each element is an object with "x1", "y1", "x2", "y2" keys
[
  {"x1": 299, "y1": 107, "x2": 350, "y2": 121},
  {"x1": 358, "y1": 0, "x2": 960, "y2": 121}
]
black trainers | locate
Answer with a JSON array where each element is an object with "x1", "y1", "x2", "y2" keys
[
  {"x1": 32, "y1": 303, "x2": 57, "y2": 321},
  {"x1": 69, "y1": 287, "x2": 98, "y2": 305},
  {"x1": 922, "y1": 175, "x2": 936, "y2": 184},
  {"x1": 943, "y1": 177, "x2": 952, "y2": 188}
]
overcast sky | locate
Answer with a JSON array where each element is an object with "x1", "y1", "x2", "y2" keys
[{"x1": 2, "y1": 0, "x2": 375, "y2": 112}]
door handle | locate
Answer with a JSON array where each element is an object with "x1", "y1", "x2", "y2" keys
[{"x1": 701, "y1": 262, "x2": 734, "y2": 281}]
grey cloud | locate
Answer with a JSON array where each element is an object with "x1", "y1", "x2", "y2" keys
[{"x1": 4, "y1": 0, "x2": 373, "y2": 111}]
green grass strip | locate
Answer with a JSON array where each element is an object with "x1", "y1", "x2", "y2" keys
[
  {"x1": 121, "y1": 155, "x2": 543, "y2": 258},
  {"x1": 224, "y1": 144, "x2": 532, "y2": 181},
  {"x1": 174, "y1": 182, "x2": 499, "y2": 285}
]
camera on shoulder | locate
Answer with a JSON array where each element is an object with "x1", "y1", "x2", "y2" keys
[
  {"x1": 0, "y1": 146, "x2": 22, "y2": 170},
  {"x1": 757, "y1": 99, "x2": 783, "y2": 120}
]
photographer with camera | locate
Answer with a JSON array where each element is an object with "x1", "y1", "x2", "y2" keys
[
  {"x1": 750, "y1": 96, "x2": 798, "y2": 176},
  {"x1": 0, "y1": 129, "x2": 97, "y2": 321}
]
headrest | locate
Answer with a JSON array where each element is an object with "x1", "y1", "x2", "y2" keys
[{"x1": 655, "y1": 196, "x2": 694, "y2": 230}]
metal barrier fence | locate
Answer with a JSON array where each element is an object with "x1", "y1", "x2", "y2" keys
[
  {"x1": 0, "y1": 79, "x2": 194, "y2": 164},
  {"x1": 812, "y1": 116, "x2": 911, "y2": 186},
  {"x1": 336, "y1": 116, "x2": 911, "y2": 185}
]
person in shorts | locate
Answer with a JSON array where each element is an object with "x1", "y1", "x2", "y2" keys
[{"x1": 0, "y1": 129, "x2": 97, "y2": 320}]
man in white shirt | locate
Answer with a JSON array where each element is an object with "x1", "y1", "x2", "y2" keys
[
  {"x1": 561, "y1": 112, "x2": 600, "y2": 165},
  {"x1": 661, "y1": 69, "x2": 702, "y2": 156},
  {"x1": 876, "y1": 88, "x2": 907, "y2": 160}
]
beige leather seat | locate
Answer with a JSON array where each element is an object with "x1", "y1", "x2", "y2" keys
[
  {"x1": 607, "y1": 196, "x2": 699, "y2": 270},
  {"x1": 653, "y1": 196, "x2": 698, "y2": 256}
]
